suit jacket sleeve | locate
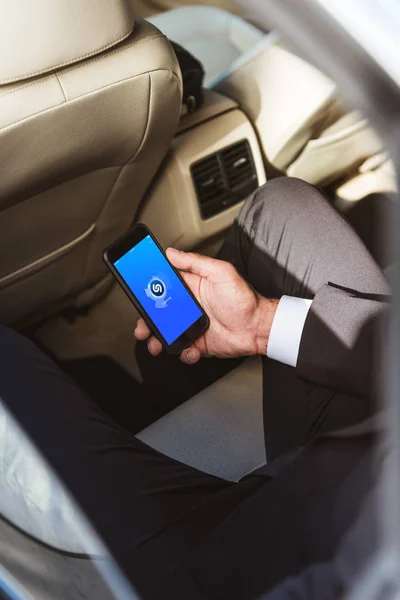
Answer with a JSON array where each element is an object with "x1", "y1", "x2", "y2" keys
[{"x1": 296, "y1": 283, "x2": 390, "y2": 397}]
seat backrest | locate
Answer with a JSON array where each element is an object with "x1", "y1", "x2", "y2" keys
[
  {"x1": 215, "y1": 34, "x2": 337, "y2": 172},
  {"x1": 0, "y1": 0, "x2": 182, "y2": 325},
  {"x1": 216, "y1": 34, "x2": 383, "y2": 185}
]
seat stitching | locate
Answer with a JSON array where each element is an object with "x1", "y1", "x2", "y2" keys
[
  {"x1": 0, "y1": 24, "x2": 136, "y2": 84},
  {"x1": 128, "y1": 72, "x2": 152, "y2": 164},
  {"x1": 0, "y1": 224, "x2": 96, "y2": 289},
  {"x1": 0, "y1": 68, "x2": 179, "y2": 132},
  {"x1": 0, "y1": 76, "x2": 55, "y2": 100},
  {"x1": 54, "y1": 73, "x2": 67, "y2": 102},
  {"x1": 0, "y1": 34, "x2": 165, "y2": 99},
  {"x1": 80, "y1": 72, "x2": 153, "y2": 284},
  {"x1": 59, "y1": 34, "x2": 165, "y2": 77}
]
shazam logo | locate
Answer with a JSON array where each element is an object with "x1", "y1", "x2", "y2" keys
[
  {"x1": 150, "y1": 279, "x2": 165, "y2": 297},
  {"x1": 145, "y1": 276, "x2": 171, "y2": 308}
]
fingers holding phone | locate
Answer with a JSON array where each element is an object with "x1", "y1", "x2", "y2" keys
[
  {"x1": 133, "y1": 247, "x2": 279, "y2": 362},
  {"x1": 104, "y1": 224, "x2": 278, "y2": 364},
  {"x1": 134, "y1": 318, "x2": 162, "y2": 356},
  {"x1": 134, "y1": 317, "x2": 201, "y2": 364}
]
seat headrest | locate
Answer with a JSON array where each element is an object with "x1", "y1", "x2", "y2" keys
[{"x1": 0, "y1": 0, "x2": 135, "y2": 85}]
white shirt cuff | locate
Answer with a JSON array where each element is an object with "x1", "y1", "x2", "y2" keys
[{"x1": 267, "y1": 296, "x2": 312, "y2": 368}]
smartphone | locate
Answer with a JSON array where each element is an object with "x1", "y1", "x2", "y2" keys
[{"x1": 103, "y1": 224, "x2": 209, "y2": 354}]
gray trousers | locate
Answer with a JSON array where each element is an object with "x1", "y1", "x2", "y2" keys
[
  {"x1": 0, "y1": 177, "x2": 387, "y2": 599},
  {"x1": 221, "y1": 176, "x2": 388, "y2": 457}
]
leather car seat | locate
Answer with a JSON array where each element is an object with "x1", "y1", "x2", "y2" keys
[
  {"x1": 148, "y1": 5, "x2": 265, "y2": 87},
  {"x1": 217, "y1": 39, "x2": 382, "y2": 181},
  {"x1": 0, "y1": 0, "x2": 182, "y2": 325}
]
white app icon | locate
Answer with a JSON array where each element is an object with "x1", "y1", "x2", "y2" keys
[{"x1": 145, "y1": 276, "x2": 171, "y2": 308}]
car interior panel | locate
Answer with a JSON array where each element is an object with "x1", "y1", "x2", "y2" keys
[
  {"x1": 0, "y1": 0, "x2": 399, "y2": 597},
  {"x1": 138, "y1": 102, "x2": 266, "y2": 250}
]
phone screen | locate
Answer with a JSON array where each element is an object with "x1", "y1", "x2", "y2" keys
[{"x1": 114, "y1": 235, "x2": 203, "y2": 345}]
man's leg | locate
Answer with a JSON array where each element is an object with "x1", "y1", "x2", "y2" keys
[
  {"x1": 0, "y1": 324, "x2": 376, "y2": 600},
  {"x1": 222, "y1": 177, "x2": 389, "y2": 298},
  {"x1": 0, "y1": 324, "x2": 262, "y2": 597},
  {"x1": 220, "y1": 177, "x2": 389, "y2": 458}
]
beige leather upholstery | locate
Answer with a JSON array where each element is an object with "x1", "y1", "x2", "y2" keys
[
  {"x1": 216, "y1": 35, "x2": 384, "y2": 184},
  {"x1": 335, "y1": 153, "x2": 398, "y2": 207},
  {"x1": 287, "y1": 111, "x2": 383, "y2": 185},
  {"x1": 215, "y1": 35, "x2": 336, "y2": 171},
  {"x1": 0, "y1": 1, "x2": 182, "y2": 324},
  {"x1": 0, "y1": 0, "x2": 135, "y2": 84}
]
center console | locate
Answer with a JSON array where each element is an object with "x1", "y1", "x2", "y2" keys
[{"x1": 138, "y1": 89, "x2": 266, "y2": 251}]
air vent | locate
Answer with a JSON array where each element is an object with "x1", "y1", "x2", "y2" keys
[
  {"x1": 221, "y1": 140, "x2": 257, "y2": 191},
  {"x1": 191, "y1": 139, "x2": 258, "y2": 219}
]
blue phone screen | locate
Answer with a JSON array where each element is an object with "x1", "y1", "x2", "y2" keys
[{"x1": 114, "y1": 235, "x2": 203, "y2": 345}]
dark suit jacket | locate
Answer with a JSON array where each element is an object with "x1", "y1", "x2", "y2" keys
[{"x1": 297, "y1": 282, "x2": 391, "y2": 397}]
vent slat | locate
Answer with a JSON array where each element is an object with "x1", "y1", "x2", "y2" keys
[
  {"x1": 192, "y1": 165, "x2": 221, "y2": 177},
  {"x1": 222, "y1": 149, "x2": 247, "y2": 159},
  {"x1": 228, "y1": 165, "x2": 252, "y2": 176},
  {"x1": 199, "y1": 189, "x2": 226, "y2": 203},
  {"x1": 196, "y1": 176, "x2": 223, "y2": 188},
  {"x1": 228, "y1": 168, "x2": 253, "y2": 183}
]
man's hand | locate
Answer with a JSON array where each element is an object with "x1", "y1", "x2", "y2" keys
[{"x1": 134, "y1": 248, "x2": 278, "y2": 364}]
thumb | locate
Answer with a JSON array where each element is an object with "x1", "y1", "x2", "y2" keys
[
  {"x1": 180, "y1": 346, "x2": 201, "y2": 365},
  {"x1": 166, "y1": 248, "x2": 221, "y2": 280}
]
